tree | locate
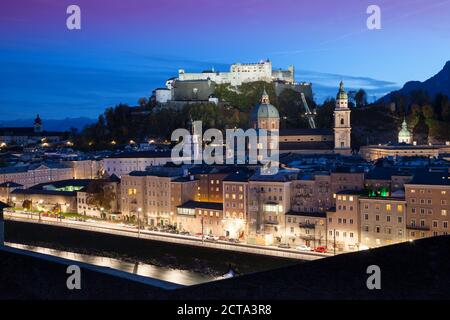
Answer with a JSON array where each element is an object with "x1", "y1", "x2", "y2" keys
[
  {"x1": 316, "y1": 99, "x2": 335, "y2": 129},
  {"x1": 138, "y1": 97, "x2": 148, "y2": 108},
  {"x1": 85, "y1": 181, "x2": 116, "y2": 213},
  {"x1": 22, "y1": 199, "x2": 32, "y2": 210},
  {"x1": 354, "y1": 89, "x2": 368, "y2": 108}
]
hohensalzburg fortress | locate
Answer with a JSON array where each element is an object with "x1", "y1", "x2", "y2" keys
[{"x1": 177, "y1": 59, "x2": 295, "y2": 86}]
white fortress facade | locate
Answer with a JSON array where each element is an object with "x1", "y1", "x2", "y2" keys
[{"x1": 177, "y1": 59, "x2": 295, "y2": 86}]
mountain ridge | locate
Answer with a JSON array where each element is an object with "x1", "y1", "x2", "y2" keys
[
  {"x1": 382, "y1": 60, "x2": 450, "y2": 101},
  {"x1": 0, "y1": 117, "x2": 95, "y2": 131}
]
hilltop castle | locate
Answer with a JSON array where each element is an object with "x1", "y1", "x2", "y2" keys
[
  {"x1": 178, "y1": 59, "x2": 294, "y2": 86},
  {"x1": 153, "y1": 60, "x2": 313, "y2": 107}
]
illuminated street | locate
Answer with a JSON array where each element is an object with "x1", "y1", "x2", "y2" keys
[{"x1": 4, "y1": 210, "x2": 328, "y2": 261}]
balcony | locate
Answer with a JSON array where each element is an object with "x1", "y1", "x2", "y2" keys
[
  {"x1": 299, "y1": 222, "x2": 316, "y2": 229},
  {"x1": 264, "y1": 220, "x2": 279, "y2": 225},
  {"x1": 406, "y1": 224, "x2": 430, "y2": 231}
]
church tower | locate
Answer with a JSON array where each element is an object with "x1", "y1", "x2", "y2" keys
[
  {"x1": 334, "y1": 82, "x2": 351, "y2": 154},
  {"x1": 398, "y1": 117, "x2": 412, "y2": 144}
]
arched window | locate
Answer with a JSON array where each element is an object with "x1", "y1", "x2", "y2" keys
[{"x1": 340, "y1": 118, "x2": 345, "y2": 125}]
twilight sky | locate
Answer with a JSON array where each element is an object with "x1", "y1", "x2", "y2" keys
[{"x1": 1, "y1": 0, "x2": 450, "y2": 121}]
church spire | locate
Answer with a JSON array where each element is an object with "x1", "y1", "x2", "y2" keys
[{"x1": 261, "y1": 88, "x2": 270, "y2": 104}]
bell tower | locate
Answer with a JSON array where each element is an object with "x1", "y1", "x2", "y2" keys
[{"x1": 334, "y1": 82, "x2": 351, "y2": 155}]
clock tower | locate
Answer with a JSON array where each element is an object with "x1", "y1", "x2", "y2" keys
[{"x1": 334, "y1": 81, "x2": 351, "y2": 155}]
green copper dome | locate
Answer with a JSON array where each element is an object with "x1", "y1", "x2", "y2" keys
[
  {"x1": 251, "y1": 89, "x2": 279, "y2": 121},
  {"x1": 336, "y1": 81, "x2": 348, "y2": 100}
]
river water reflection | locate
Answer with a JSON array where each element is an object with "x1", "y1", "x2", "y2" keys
[{"x1": 7, "y1": 242, "x2": 219, "y2": 286}]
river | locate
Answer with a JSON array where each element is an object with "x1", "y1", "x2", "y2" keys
[{"x1": 6, "y1": 242, "x2": 219, "y2": 286}]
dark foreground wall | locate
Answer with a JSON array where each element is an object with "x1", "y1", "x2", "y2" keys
[
  {"x1": 0, "y1": 246, "x2": 169, "y2": 299},
  {"x1": 4, "y1": 220, "x2": 450, "y2": 300},
  {"x1": 174, "y1": 235, "x2": 450, "y2": 300},
  {"x1": 5, "y1": 220, "x2": 298, "y2": 276}
]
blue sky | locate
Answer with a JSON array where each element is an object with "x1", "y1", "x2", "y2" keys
[{"x1": 1, "y1": 0, "x2": 449, "y2": 120}]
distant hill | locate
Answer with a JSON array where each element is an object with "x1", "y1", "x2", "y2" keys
[
  {"x1": 0, "y1": 117, "x2": 95, "y2": 131},
  {"x1": 382, "y1": 61, "x2": 450, "y2": 101}
]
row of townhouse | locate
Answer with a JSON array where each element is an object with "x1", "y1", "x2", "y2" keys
[
  {"x1": 118, "y1": 166, "x2": 371, "y2": 245},
  {"x1": 0, "y1": 151, "x2": 170, "y2": 190},
  {"x1": 328, "y1": 171, "x2": 450, "y2": 252}
]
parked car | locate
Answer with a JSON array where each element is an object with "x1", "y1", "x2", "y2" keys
[
  {"x1": 194, "y1": 233, "x2": 204, "y2": 238},
  {"x1": 179, "y1": 231, "x2": 190, "y2": 236},
  {"x1": 278, "y1": 243, "x2": 291, "y2": 249},
  {"x1": 206, "y1": 235, "x2": 219, "y2": 241},
  {"x1": 228, "y1": 238, "x2": 240, "y2": 244},
  {"x1": 296, "y1": 244, "x2": 311, "y2": 252},
  {"x1": 218, "y1": 236, "x2": 228, "y2": 241},
  {"x1": 314, "y1": 246, "x2": 327, "y2": 253}
]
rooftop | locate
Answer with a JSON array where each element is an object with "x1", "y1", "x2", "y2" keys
[
  {"x1": 12, "y1": 188, "x2": 76, "y2": 197},
  {"x1": 279, "y1": 141, "x2": 334, "y2": 151},
  {"x1": 408, "y1": 171, "x2": 450, "y2": 186},
  {"x1": 279, "y1": 128, "x2": 333, "y2": 136},
  {"x1": 108, "y1": 151, "x2": 172, "y2": 159},
  {"x1": 0, "y1": 181, "x2": 24, "y2": 188},
  {"x1": 223, "y1": 168, "x2": 255, "y2": 182}
]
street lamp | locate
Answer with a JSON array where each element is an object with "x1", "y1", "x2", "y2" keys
[{"x1": 137, "y1": 208, "x2": 142, "y2": 238}]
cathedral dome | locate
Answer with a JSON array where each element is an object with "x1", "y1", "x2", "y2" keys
[
  {"x1": 250, "y1": 89, "x2": 279, "y2": 121},
  {"x1": 336, "y1": 81, "x2": 348, "y2": 100}
]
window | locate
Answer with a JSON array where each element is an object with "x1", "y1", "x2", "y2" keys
[
  {"x1": 397, "y1": 204, "x2": 403, "y2": 212},
  {"x1": 386, "y1": 204, "x2": 392, "y2": 211},
  {"x1": 442, "y1": 209, "x2": 448, "y2": 216}
]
